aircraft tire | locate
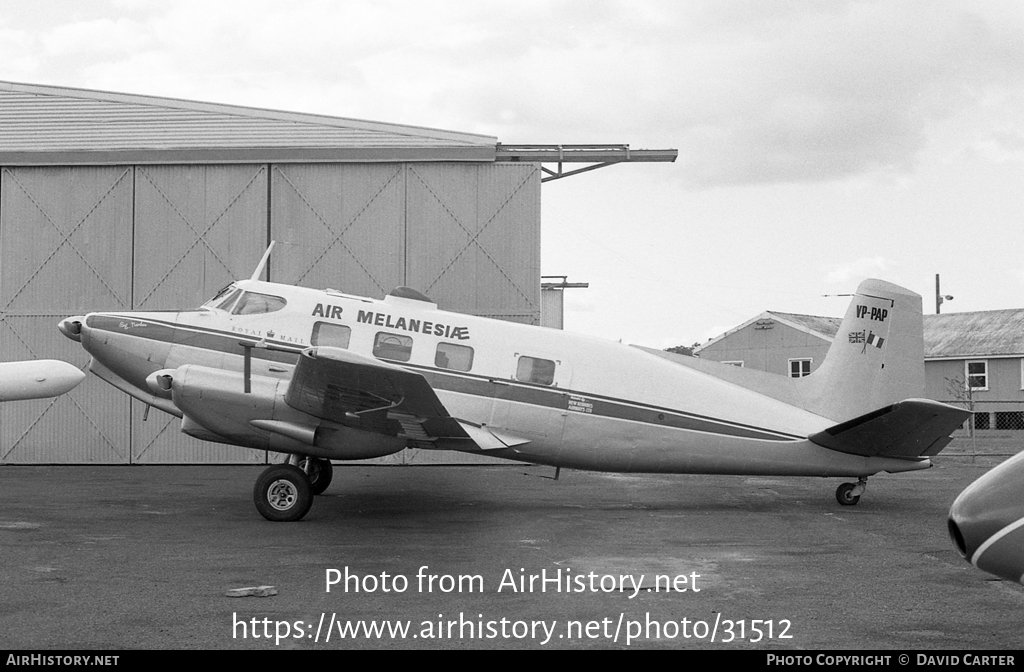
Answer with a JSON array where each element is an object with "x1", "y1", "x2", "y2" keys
[
  {"x1": 835, "y1": 482, "x2": 861, "y2": 506},
  {"x1": 299, "y1": 457, "x2": 334, "y2": 496},
  {"x1": 254, "y1": 465, "x2": 313, "y2": 521}
]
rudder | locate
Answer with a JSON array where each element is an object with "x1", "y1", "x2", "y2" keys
[{"x1": 798, "y1": 279, "x2": 924, "y2": 423}]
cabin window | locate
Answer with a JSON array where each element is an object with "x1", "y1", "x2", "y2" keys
[
  {"x1": 232, "y1": 291, "x2": 287, "y2": 315},
  {"x1": 789, "y1": 358, "x2": 812, "y2": 378},
  {"x1": 516, "y1": 356, "x2": 556, "y2": 386},
  {"x1": 966, "y1": 360, "x2": 988, "y2": 390},
  {"x1": 311, "y1": 322, "x2": 351, "y2": 349},
  {"x1": 435, "y1": 343, "x2": 474, "y2": 372},
  {"x1": 373, "y1": 332, "x2": 413, "y2": 362}
]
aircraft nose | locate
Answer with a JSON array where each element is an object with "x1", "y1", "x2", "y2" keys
[
  {"x1": 948, "y1": 451, "x2": 1024, "y2": 584},
  {"x1": 58, "y1": 316, "x2": 86, "y2": 342}
]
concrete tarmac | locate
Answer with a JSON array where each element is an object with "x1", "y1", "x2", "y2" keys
[{"x1": 1, "y1": 458, "x2": 1022, "y2": 650}]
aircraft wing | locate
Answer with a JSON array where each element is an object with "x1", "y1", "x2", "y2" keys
[
  {"x1": 286, "y1": 347, "x2": 448, "y2": 420},
  {"x1": 284, "y1": 347, "x2": 527, "y2": 450},
  {"x1": 808, "y1": 398, "x2": 971, "y2": 459}
]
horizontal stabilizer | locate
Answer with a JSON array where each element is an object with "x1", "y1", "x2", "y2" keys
[{"x1": 809, "y1": 399, "x2": 971, "y2": 459}]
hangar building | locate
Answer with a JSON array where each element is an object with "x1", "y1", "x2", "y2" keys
[{"x1": 0, "y1": 81, "x2": 676, "y2": 465}]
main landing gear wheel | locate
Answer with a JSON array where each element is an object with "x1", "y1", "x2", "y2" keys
[
  {"x1": 254, "y1": 464, "x2": 313, "y2": 522},
  {"x1": 835, "y1": 478, "x2": 868, "y2": 506},
  {"x1": 298, "y1": 457, "x2": 334, "y2": 496}
]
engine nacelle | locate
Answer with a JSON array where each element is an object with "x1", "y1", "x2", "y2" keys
[{"x1": 165, "y1": 364, "x2": 405, "y2": 459}]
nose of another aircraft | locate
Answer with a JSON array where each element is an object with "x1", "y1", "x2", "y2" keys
[{"x1": 948, "y1": 450, "x2": 1024, "y2": 585}]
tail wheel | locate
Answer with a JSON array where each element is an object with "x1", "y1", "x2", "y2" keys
[
  {"x1": 254, "y1": 464, "x2": 313, "y2": 521},
  {"x1": 299, "y1": 457, "x2": 334, "y2": 496},
  {"x1": 836, "y1": 482, "x2": 861, "y2": 506}
]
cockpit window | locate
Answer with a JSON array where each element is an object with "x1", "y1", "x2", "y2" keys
[
  {"x1": 214, "y1": 288, "x2": 244, "y2": 312},
  {"x1": 232, "y1": 291, "x2": 287, "y2": 315},
  {"x1": 204, "y1": 284, "x2": 238, "y2": 310},
  {"x1": 208, "y1": 284, "x2": 234, "y2": 303}
]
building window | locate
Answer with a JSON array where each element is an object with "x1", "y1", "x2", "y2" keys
[
  {"x1": 966, "y1": 360, "x2": 988, "y2": 390},
  {"x1": 516, "y1": 356, "x2": 556, "y2": 385},
  {"x1": 435, "y1": 343, "x2": 474, "y2": 372},
  {"x1": 311, "y1": 322, "x2": 351, "y2": 349},
  {"x1": 974, "y1": 413, "x2": 991, "y2": 431},
  {"x1": 789, "y1": 358, "x2": 812, "y2": 378},
  {"x1": 373, "y1": 332, "x2": 413, "y2": 362}
]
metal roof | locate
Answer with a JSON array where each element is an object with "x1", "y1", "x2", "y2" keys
[
  {"x1": 693, "y1": 310, "x2": 840, "y2": 354},
  {"x1": 924, "y1": 309, "x2": 1024, "y2": 359},
  {"x1": 768, "y1": 311, "x2": 842, "y2": 339},
  {"x1": 0, "y1": 81, "x2": 680, "y2": 172},
  {"x1": 0, "y1": 80, "x2": 497, "y2": 164},
  {"x1": 696, "y1": 308, "x2": 1024, "y2": 360}
]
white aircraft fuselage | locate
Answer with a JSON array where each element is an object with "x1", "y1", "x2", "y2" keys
[
  {"x1": 949, "y1": 451, "x2": 1024, "y2": 585},
  {"x1": 65, "y1": 279, "x2": 924, "y2": 475},
  {"x1": 60, "y1": 275, "x2": 969, "y2": 520}
]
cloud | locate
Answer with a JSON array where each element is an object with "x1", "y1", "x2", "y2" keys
[
  {"x1": 701, "y1": 324, "x2": 734, "y2": 344},
  {"x1": 6, "y1": 1, "x2": 1024, "y2": 187},
  {"x1": 40, "y1": 18, "x2": 152, "y2": 57},
  {"x1": 665, "y1": 3, "x2": 1024, "y2": 187},
  {"x1": 963, "y1": 124, "x2": 1024, "y2": 164},
  {"x1": 823, "y1": 256, "x2": 896, "y2": 284}
]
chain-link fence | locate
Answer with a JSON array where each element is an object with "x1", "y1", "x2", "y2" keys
[
  {"x1": 937, "y1": 401, "x2": 1024, "y2": 460},
  {"x1": 939, "y1": 400, "x2": 1024, "y2": 434}
]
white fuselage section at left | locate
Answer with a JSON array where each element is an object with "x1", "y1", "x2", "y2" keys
[{"x1": 0, "y1": 360, "x2": 84, "y2": 402}]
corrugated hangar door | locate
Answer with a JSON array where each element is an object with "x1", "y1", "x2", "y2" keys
[
  {"x1": 270, "y1": 163, "x2": 405, "y2": 296},
  {"x1": 405, "y1": 163, "x2": 540, "y2": 324},
  {"x1": 130, "y1": 164, "x2": 270, "y2": 464},
  {"x1": 270, "y1": 163, "x2": 407, "y2": 464},
  {"x1": 403, "y1": 163, "x2": 541, "y2": 465},
  {"x1": 1, "y1": 166, "x2": 133, "y2": 463},
  {"x1": 270, "y1": 162, "x2": 540, "y2": 466}
]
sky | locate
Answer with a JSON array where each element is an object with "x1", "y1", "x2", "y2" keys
[{"x1": 2, "y1": 0, "x2": 1022, "y2": 349}]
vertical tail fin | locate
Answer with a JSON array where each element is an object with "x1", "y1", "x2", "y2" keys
[{"x1": 799, "y1": 279, "x2": 924, "y2": 422}]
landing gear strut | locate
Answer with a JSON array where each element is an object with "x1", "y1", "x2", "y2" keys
[
  {"x1": 836, "y1": 477, "x2": 868, "y2": 506},
  {"x1": 297, "y1": 456, "x2": 334, "y2": 496}
]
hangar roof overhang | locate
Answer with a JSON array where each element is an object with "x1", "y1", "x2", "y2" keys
[{"x1": 0, "y1": 80, "x2": 677, "y2": 175}]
